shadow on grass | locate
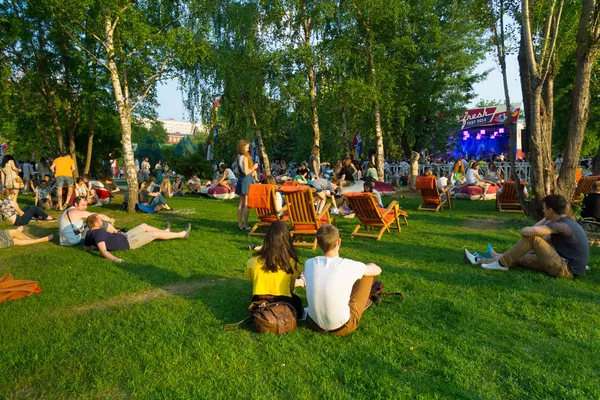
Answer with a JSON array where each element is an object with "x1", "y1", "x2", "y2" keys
[{"x1": 114, "y1": 262, "x2": 250, "y2": 324}]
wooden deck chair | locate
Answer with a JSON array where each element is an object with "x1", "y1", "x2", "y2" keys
[
  {"x1": 247, "y1": 184, "x2": 287, "y2": 236},
  {"x1": 496, "y1": 180, "x2": 524, "y2": 213},
  {"x1": 279, "y1": 186, "x2": 331, "y2": 249},
  {"x1": 345, "y1": 192, "x2": 408, "y2": 240},
  {"x1": 416, "y1": 175, "x2": 452, "y2": 212},
  {"x1": 573, "y1": 175, "x2": 600, "y2": 204}
]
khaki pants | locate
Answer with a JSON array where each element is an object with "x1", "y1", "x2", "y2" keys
[
  {"x1": 500, "y1": 236, "x2": 574, "y2": 279},
  {"x1": 308, "y1": 275, "x2": 373, "y2": 336},
  {"x1": 125, "y1": 225, "x2": 156, "y2": 250}
]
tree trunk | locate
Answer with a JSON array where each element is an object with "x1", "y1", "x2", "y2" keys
[
  {"x1": 106, "y1": 17, "x2": 138, "y2": 212},
  {"x1": 494, "y1": 0, "x2": 528, "y2": 213},
  {"x1": 60, "y1": 37, "x2": 80, "y2": 178},
  {"x1": 302, "y1": 2, "x2": 321, "y2": 156},
  {"x1": 557, "y1": 0, "x2": 599, "y2": 200},
  {"x1": 250, "y1": 110, "x2": 271, "y2": 176},
  {"x1": 340, "y1": 105, "x2": 351, "y2": 157},
  {"x1": 409, "y1": 151, "x2": 419, "y2": 190},
  {"x1": 84, "y1": 98, "x2": 95, "y2": 175},
  {"x1": 366, "y1": 25, "x2": 385, "y2": 180},
  {"x1": 40, "y1": 81, "x2": 65, "y2": 154},
  {"x1": 400, "y1": 133, "x2": 411, "y2": 157}
]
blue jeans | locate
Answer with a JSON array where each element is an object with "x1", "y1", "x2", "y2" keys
[{"x1": 149, "y1": 194, "x2": 167, "y2": 209}]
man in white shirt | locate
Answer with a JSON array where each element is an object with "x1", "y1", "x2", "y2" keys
[{"x1": 304, "y1": 224, "x2": 382, "y2": 336}]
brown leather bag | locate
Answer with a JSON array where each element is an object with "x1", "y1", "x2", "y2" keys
[
  {"x1": 224, "y1": 300, "x2": 297, "y2": 335},
  {"x1": 370, "y1": 279, "x2": 404, "y2": 304},
  {"x1": 0, "y1": 273, "x2": 42, "y2": 305}
]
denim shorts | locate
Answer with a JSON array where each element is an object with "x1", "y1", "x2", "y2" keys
[{"x1": 55, "y1": 176, "x2": 74, "y2": 188}]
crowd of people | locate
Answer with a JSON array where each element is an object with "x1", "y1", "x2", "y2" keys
[{"x1": 0, "y1": 146, "x2": 594, "y2": 337}]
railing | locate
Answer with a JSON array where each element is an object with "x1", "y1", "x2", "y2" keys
[{"x1": 389, "y1": 162, "x2": 532, "y2": 182}]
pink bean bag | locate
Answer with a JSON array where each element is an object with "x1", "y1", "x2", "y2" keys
[
  {"x1": 455, "y1": 184, "x2": 497, "y2": 200},
  {"x1": 206, "y1": 185, "x2": 238, "y2": 200}
]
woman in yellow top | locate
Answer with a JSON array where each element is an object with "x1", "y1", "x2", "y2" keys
[{"x1": 245, "y1": 221, "x2": 303, "y2": 315}]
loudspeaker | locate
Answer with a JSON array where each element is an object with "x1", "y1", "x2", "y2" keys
[{"x1": 521, "y1": 128, "x2": 530, "y2": 153}]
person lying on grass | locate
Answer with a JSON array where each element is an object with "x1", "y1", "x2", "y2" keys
[
  {"x1": 464, "y1": 194, "x2": 589, "y2": 278},
  {"x1": 0, "y1": 226, "x2": 53, "y2": 249},
  {"x1": 59, "y1": 196, "x2": 117, "y2": 246},
  {"x1": 305, "y1": 224, "x2": 382, "y2": 336},
  {"x1": 84, "y1": 214, "x2": 191, "y2": 263},
  {"x1": 245, "y1": 221, "x2": 304, "y2": 317}
]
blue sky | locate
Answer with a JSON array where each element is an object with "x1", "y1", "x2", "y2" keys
[{"x1": 156, "y1": 53, "x2": 522, "y2": 121}]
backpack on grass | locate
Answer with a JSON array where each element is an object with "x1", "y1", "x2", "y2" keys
[
  {"x1": 370, "y1": 279, "x2": 404, "y2": 304},
  {"x1": 224, "y1": 300, "x2": 297, "y2": 335},
  {"x1": 0, "y1": 273, "x2": 41, "y2": 305}
]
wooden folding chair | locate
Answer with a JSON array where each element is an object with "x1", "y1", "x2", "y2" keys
[
  {"x1": 573, "y1": 175, "x2": 600, "y2": 204},
  {"x1": 496, "y1": 180, "x2": 524, "y2": 213},
  {"x1": 416, "y1": 175, "x2": 453, "y2": 212},
  {"x1": 345, "y1": 192, "x2": 407, "y2": 240},
  {"x1": 279, "y1": 186, "x2": 331, "y2": 249},
  {"x1": 247, "y1": 184, "x2": 287, "y2": 236}
]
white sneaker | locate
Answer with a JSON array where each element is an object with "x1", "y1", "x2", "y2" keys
[
  {"x1": 481, "y1": 261, "x2": 508, "y2": 271},
  {"x1": 330, "y1": 207, "x2": 339, "y2": 214},
  {"x1": 586, "y1": 265, "x2": 591, "y2": 271},
  {"x1": 464, "y1": 249, "x2": 477, "y2": 265}
]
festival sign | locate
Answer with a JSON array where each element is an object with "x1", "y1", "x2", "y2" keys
[{"x1": 458, "y1": 103, "x2": 521, "y2": 129}]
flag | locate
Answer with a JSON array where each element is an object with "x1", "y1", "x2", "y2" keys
[{"x1": 352, "y1": 134, "x2": 363, "y2": 158}]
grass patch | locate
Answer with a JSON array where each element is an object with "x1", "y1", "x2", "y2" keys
[{"x1": 0, "y1": 194, "x2": 599, "y2": 399}]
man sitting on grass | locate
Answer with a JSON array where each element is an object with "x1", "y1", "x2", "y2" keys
[
  {"x1": 59, "y1": 196, "x2": 117, "y2": 246},
  {"x1": 84, "y1": 214, "x2": 191, "y2": 263},
  {"x1": 305, "y1": 224, "x2": 382, "y2": 336},
  {"x1": 464, "y1": 194, "x2": 588, "y2": 278}
]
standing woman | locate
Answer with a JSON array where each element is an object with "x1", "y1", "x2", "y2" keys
[
  {"x1": 1, "y1": 155, "x2": 23, "y2": 201},
  {"x1": 155, "y1": 161, "x2": 163, "y2": 183},
  {"x1": 235, "y1": 140, "x2": 258, "y2": 230}
]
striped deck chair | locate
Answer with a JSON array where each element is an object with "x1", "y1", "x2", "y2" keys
[
  {"x1": 345, "y1": 192, "x2": 407, "y2": 240},
  {"x1": 416, "y1": 175, "x2": 452, "y2": 212},
  {"x1": 496, "y1": 180, "x2": 524, "y2": 213},
  {"x1": 279, "y1": 186, "x2": 331, "y2": 249},
  {"x1": 247, "y1": 184, "x2": 287, "y2": 236},
  {"x1": 573, "y1": 175, "x2": 600, "y2": 204}
]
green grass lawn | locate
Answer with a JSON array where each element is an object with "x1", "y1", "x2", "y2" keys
[{"x1": 1, "y1": 193, "x2": 599, "y2": 399}]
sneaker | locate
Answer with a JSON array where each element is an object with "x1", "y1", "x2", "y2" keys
[
  {"x1": 300, "y1": 307, "x2": 308, "y2": 321},
  {"x1": 464, "y1": 249, "x2": 478, "y2": 265},
  {"x1": 586, "y1": 265, "x2": 591, "y2": 271},
  {"x1": 481, "y1": 260, "x2": 508, "y2": 271},
  {"x1": 330, "y1": 207, "x2": 339, "y2": 214}
]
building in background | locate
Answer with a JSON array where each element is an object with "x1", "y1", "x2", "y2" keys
[{"x1": 140, "y1": 118, "x2": 204, "y2": 144}]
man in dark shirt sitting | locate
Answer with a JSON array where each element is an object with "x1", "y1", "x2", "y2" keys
[
  {"x1": 581, "y1": 181, "x2": 600, "y2": 221},
  {"x1": 84, "y1": 214, "x2": 191, "y2": 263},
  {"x1": 464, "y1": 194, "x2": 589, "y2": 278}
]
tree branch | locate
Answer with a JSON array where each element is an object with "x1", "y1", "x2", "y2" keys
[
  {"x1": 129, "y1": 58, "x2": 170, "y2": 112},
  {"x1": 521, "y1": 0, "x2": 541, "y2": 80},
  {"x1": 541, "y1": 1, "x2": 564, "y2": 83}
]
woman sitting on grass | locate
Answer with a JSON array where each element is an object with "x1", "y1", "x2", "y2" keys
[
  {"x1": 245, "y1": 221, "x2": 303, "y2": 317},
  {"x1": 451, "y1": 160, "x2": 466, "y2": 186},
  {"x1": 0, "y1": 226, "x2": 54, "y2": 249},
  {"x1": 216, "y1": 163, "x2": 237, "y2": 191},
  {"x1": 1, "y1": 189, "x2": 57, "y2": 226},
  {"x1": 172, "y1": 176, "x2": 184, "y2": 196},
  {"x1": 138, "y1": 181, "x2": 173, "y2": 212}
]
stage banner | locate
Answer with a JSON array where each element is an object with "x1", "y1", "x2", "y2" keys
[{"x1": 458, "y1": 103, "x2": 521, "y2": 129}]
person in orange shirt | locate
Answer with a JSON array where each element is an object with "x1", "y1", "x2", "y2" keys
[{"x1": 50, "y1": 152, "x2": 76, "y2": 211}]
